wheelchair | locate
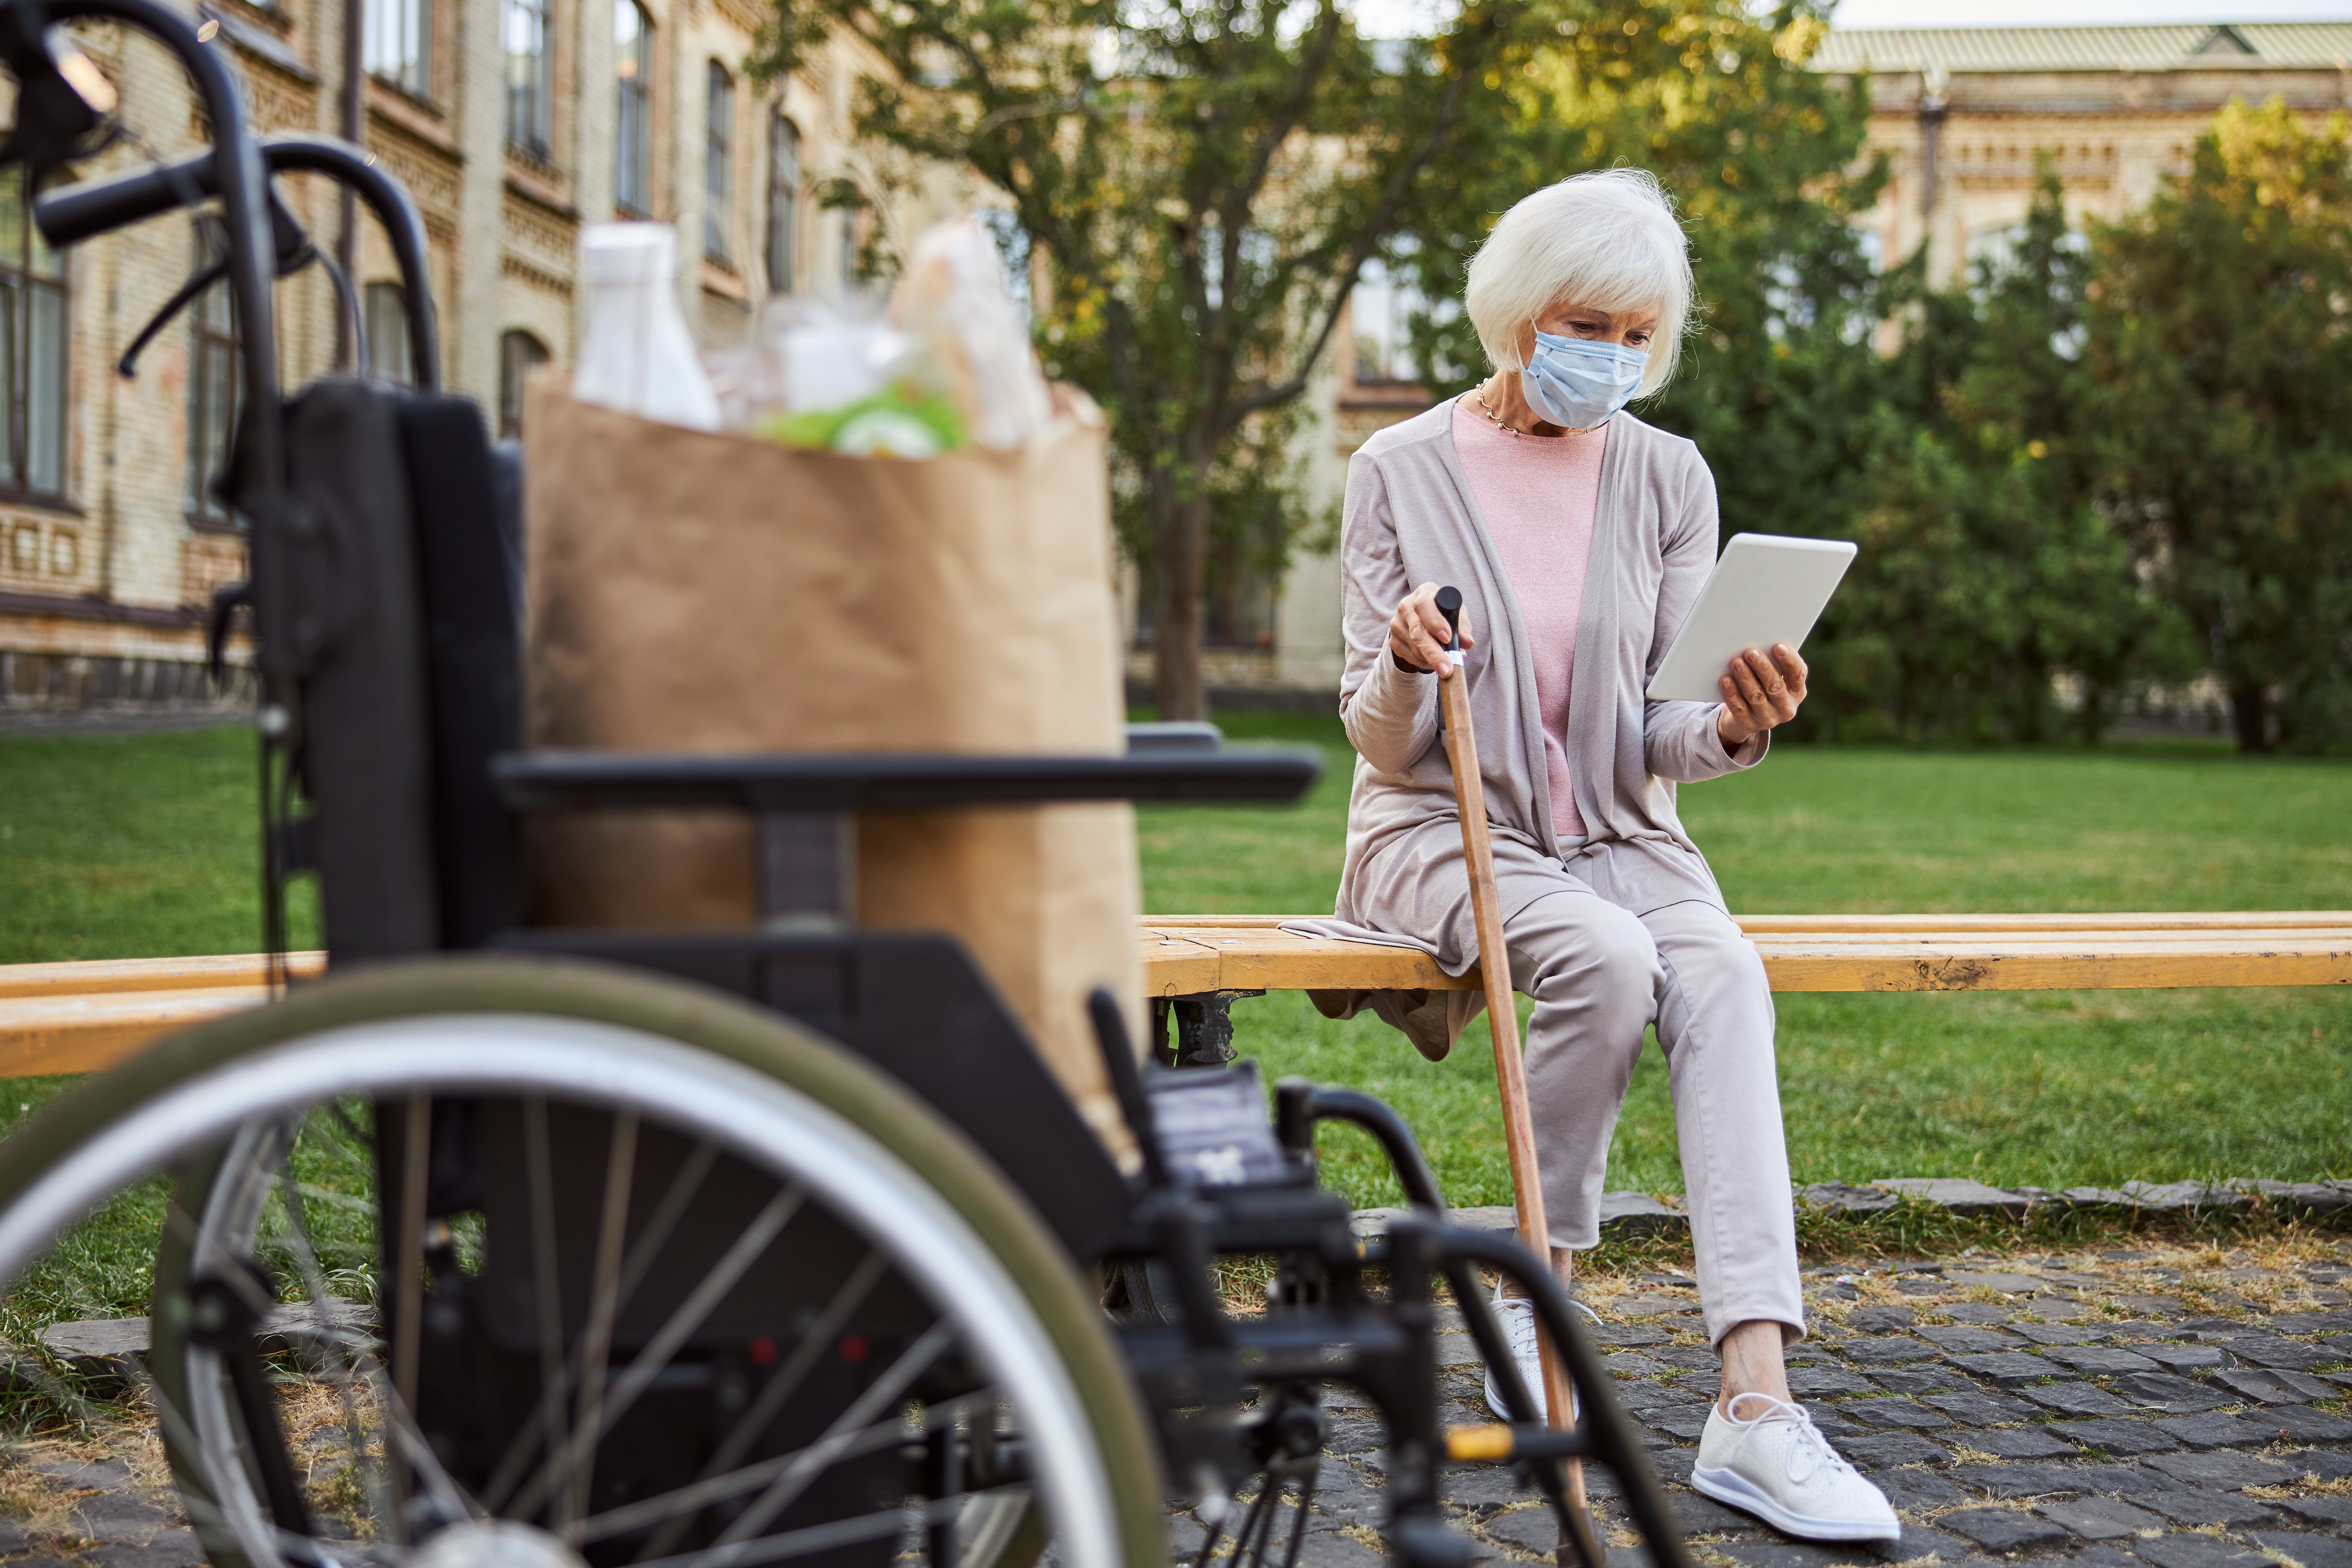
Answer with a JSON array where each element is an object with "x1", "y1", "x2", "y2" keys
[{"x1": 0, "y1": 5, "x2": 1694, "y2": 1564}]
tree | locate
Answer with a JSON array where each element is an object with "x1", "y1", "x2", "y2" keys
[
  {"x1": 1823, "y1": 170, "x2": 2189, "y2": 742},
  {"x1": 2088, "y1": 99, "x2": 2352, "y2": 753},
  {"x1": 756, "y1": 0, "x2": 1532, "y2": 718}
]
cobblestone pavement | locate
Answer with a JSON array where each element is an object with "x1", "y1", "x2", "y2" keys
[
  {"x1": 1150, "y1": 1238, "x2": 2352, "y2": 1566},
  {"x1": 1, "y1": 1239, "x2": 2346, "y2": 1566}
]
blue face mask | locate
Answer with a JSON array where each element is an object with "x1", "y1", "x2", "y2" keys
[{"x1": 1521, "y1": 332, "x2": 1648, "y2": 429}]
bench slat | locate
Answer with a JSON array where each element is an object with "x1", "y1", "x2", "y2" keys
[{"x1": 1139, "y1": 917, "x2": 2352, "y2": 997}]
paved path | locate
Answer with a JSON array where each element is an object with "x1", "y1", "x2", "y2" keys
[
  {"x1": 3, "y1": 1239, "x2": 2346, "y2": 1565},
  {"x1": 1149, "y1": 1240, "x2": 2352, "y2": 1565}
]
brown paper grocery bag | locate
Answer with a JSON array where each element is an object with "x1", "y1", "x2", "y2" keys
[{"x1": 521, "y1": 378, "x2": 1142, "y2": 1164}]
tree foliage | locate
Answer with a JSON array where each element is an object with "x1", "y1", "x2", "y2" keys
[
  {"x1": 2087, "y1": 99, "x2": 2352, "y2": 753},
  {"x1": 1808, "y1": 171, "x2": 2192, "y2": 743},
  {"x1": 755, "y1": 0, "x2": 1532, "y2": 717}
]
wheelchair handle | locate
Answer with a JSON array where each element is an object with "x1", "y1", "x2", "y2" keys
[
  {"x1": 13, "y1": 0, "x2": 287, "y2": 484},
  {"x1": 36, "y1": 132, "x2": 439, "y2": 391}
]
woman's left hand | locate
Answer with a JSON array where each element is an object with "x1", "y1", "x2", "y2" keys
[{"x1": 1717, "y1": 643, "x2": 1807, "y2": 748}]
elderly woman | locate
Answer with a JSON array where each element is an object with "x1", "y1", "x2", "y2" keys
[{"x1": 1321, "y1": 170, "x2": 1897, "y2": 1543}]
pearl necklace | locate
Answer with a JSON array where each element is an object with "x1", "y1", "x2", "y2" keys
[{"x1": 1472, "y1": 384, "x2": 1601, "y2": 438}]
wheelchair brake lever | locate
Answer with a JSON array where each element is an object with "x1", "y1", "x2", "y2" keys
[
  {"x1": 117, "y1": 189, "x2": 313, "y2": 380},
  {"x1": 117, "y1": 257, "x2": 222, "y2": 378}
]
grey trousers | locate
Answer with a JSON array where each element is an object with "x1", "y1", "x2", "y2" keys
[{"x1": 1503, "y1": 855, "x2": 1805, "y2": 1347}]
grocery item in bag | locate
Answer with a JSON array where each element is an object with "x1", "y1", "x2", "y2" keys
[
  {"x1": 888, "y1": 215, "x2": 1053, "y2": 452},
  {"x1": 698, "y1": 212, "x2": 1050, "y2": 457},
  {"x1": 574, "y1": 224, "x2": 721, "y2": 430}
]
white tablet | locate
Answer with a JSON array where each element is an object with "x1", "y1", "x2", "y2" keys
[{"x1": 1644, "y1": 533, "x2": 1857, "y2": 703}]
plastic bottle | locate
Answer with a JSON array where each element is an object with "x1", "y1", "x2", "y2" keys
[{"x1": 572, "y1": 224, "x2": 721, "y2": 430}]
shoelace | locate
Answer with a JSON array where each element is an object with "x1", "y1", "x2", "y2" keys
[
  {"x1": 1722, "y1": 1394, "x2": 1856, "y2": 1489},
  {"x1": 1492, "y1": 1295, "x2": 1603, "y2": 1361}
]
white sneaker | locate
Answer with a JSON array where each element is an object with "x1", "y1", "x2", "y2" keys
[
  {"x1": 1478, "y1": 1293, "x2": 1601, "y2": 1422},
  {"x1": 1691, "y1": 1394, "x2": 1901, "y2": 1543}
]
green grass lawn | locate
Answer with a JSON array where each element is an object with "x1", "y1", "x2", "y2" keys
[
  {"x1": 0, "y1": 719, "x2": 2346, "y2": 1212},
  {"x1": 1144, "y1": 715, "x2": 2352, "y2": 1209}
]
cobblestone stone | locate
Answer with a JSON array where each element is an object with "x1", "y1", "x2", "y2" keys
[
  {"x1": 2250, "y1": 1532, "x2": 2352, "y2": 1568},
  {"x1": 2143, "y1": 1452, "x2": 2301, "y2": 1490},
  {"x1": 2134, "y1": 1532, "x2": 2276, "y2": 1568},
  {"x1": 1963, "y1": 1428, "x2": 2082, "y2": 1460},
  {"x1": 1954, "y1": 1352, "x2": 2068, "y2": 1387},
  {"x1": 2023, "y1": 1383, "x2": 2141, "y2": 1418},
  {"x1": 2035, "y1": 1496, "x2": 2168, "y2": 1540},
  {"x1": 2119, "y1": 1372, "x2": 2238, "y2": 1413},
  {"x1": 2049, "y1": 1418, "x2": 2182, "y2": 1455},
  {"x1": 2265, "y1": 1496, "x2": 2352, "y2": 1536},
  {"x1": 2139, "y1": 1491, "x2": 2285, "y2": 1529},
  {"x1": 1943, "y1": 1505, "x2": 2074, "y2": 1552}
]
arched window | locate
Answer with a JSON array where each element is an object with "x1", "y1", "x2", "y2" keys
[
  {"x1": 765, "y1": 112, "x2": 799, "y2": 294},
  {"x1": 504, "y1": 0, "x2": 553, "y2": 155},
  {"x1": 499, "y1": 330, "x2": 550, "y2": 439},
  {"x1": 365, "y1": 0, "x2": 430, "y2": 95},
  {"x1": 365, "y1": 281, "x2": 412, "y2": 387},
  {"x1": 614, "y1": 0, "x2": 653, "y2": 216},
  {"x1": 185, "y1": 218, "x2": 235, "y2": 523},
  {"x1": 0, "y1": 173, "x2": 69, "y2": 501},
  {"x1": 704, "y1": 62, "x2": 734, "y2": 263}
]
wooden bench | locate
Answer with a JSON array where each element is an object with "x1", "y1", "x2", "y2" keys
[
  {"x1": 1136, "y1": 910, "x2": 2352, "y2": 1064},
  {"x1": 1141, "y1": 911, "x2": 2352, "y2": 996},
  {"x1": 0, "y1": 913, "x2": 2346, "y2": 1080}
]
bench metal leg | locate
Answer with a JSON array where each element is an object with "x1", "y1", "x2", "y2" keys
[{"x1": 1154, "y1": 989, "x2": 1266, "y2": 1069}]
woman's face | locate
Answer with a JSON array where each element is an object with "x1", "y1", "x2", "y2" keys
[{"x1": 1517, "y1": 300, "x2": 1662, "y2": 363}]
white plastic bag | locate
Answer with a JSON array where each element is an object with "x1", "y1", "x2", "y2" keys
[{"x1": 574, "y1": 224, "x2": 721, "y2": 431}]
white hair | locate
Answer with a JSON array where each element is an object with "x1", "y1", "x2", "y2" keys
[{"x1": 1462, "y1": 168, "x2": 1695, "y2": 395}]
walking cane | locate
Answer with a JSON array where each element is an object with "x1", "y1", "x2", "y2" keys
[{"x1": 1431, "y1": 586, "x2": 1597, "y2": 1544}]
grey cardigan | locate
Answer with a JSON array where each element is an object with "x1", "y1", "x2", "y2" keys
[{"x1": 1292, "y1": 401, "x2": 1766, "y2": 1006}]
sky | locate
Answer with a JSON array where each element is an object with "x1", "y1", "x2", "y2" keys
[
  {"x1": 1830, "y1": 0, "x2": 2352, "y2": 25},
  {"x1": 1345, "y1": 0, "x2": 2352, "y2": 36}
]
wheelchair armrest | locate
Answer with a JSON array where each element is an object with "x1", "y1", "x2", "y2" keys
[{"x1": 492, "y1": 746, "x2": 1320, "y2": 814}]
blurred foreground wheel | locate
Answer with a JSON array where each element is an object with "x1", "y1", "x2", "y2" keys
[{"x1": 0, "y1": 958, "x2": 1166, "y2": 1568}]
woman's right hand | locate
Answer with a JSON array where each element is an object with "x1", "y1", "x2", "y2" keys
[{"x1": 1387, "y1": 583, "x2": 1475, "y2": 679}]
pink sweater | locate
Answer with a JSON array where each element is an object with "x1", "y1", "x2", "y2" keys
[{"x1": 1449, "y1": 399, "x2": 1606, "y2": 842}]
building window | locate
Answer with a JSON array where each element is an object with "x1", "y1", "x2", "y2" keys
[
  {"x1": 504, "y1": 0, "x2": 553, "y2": 157},
  {"x1": 765, "y1": 112, "x2": 799, "y2": 294},
  {"x1": 365, "y1": 281, "x2": 413, "y2": 387},
  {"x1": 0, "y1": 170, "x2": 69, "y2": 505},
  {"x1": 614, "y1": 0, "x2": 652, "y2": 217},
  {"x1": 499, "y1": 330, "x2": 548, "y2": 439},
  {"x1": 365, "y1": 0, "x2": 430, "y2": 96},
  {"x1": 186, "y1": 220, "x2": 237, "y2": 523},
  {"x1": 704, "y1": 63, "x2": 734, "y2": 263},
  {"x1": 1350, "y1": 253, "x2": 1425, "y2": 386}
]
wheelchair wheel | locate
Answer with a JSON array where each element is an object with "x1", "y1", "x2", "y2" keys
[{"x1": 0, "y1": 957, "x2": 1164, "y2": 1568}]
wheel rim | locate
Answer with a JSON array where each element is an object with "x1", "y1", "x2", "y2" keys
[{"x1": 0, "y1": 1012, "x2": 1125, "y2": 1568}]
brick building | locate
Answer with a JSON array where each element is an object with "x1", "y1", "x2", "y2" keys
[{"x1": 0, "y1": 0, "x2": 975, "y2": 710}]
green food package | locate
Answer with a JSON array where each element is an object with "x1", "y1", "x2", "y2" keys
[{"x1": 758, "y1": 386, "x2": 968, "y2": 458}]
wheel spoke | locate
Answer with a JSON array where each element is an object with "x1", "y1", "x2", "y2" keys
[
  {"x1": 633, "y1": 1250, "x2": 889, "y2": 1561},
  {"x1": 504, "y1": 1183, "x2": 808, "y2": 1524},
  {"x1": 270, "y1": 1120, "x2": 477, "y2": 1532},
  {"x1": 578, "y1": 1387, "x2": 992, "y2": 1547},
  {"x1": 701, "y1": 1319, "x2": 957, "y2": 1563},
  {"x1": 520, "y1": 1097, "x2": 574, "y2": 1528},
  {"x1": 567, "y1": 1111, "x2": 639, "y2": 1528},
  {"x1": 481, "y1": 1137, "x2": 723, "y2": 1511},
  {"x1": 641, "y1": 1496, "x2": 961, "y2": 1568}
]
